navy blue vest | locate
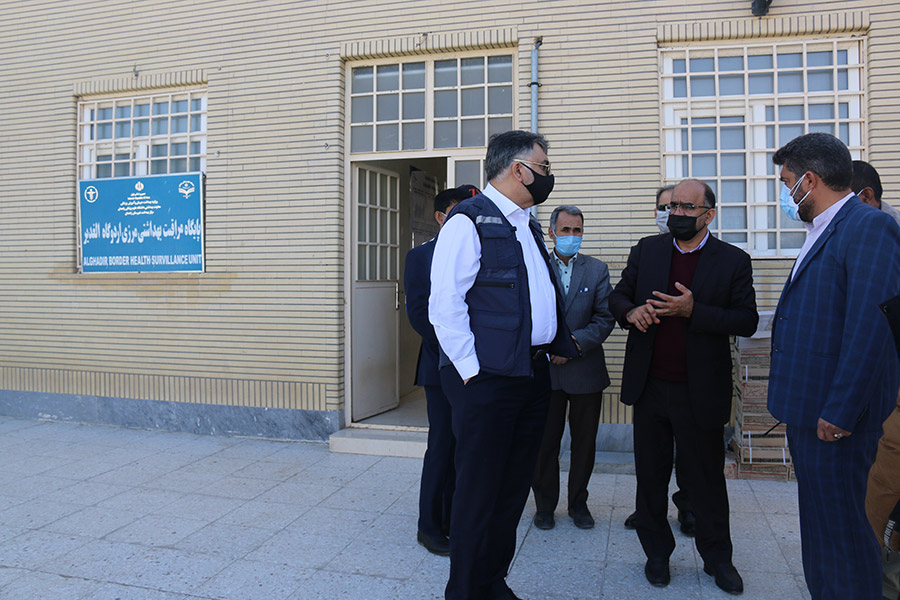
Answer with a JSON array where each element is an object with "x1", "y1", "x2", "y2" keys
[{"x1": 438, "y1": 194, "x2": 578, "y2": 377}]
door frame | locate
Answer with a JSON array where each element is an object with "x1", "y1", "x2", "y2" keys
[{"x1": 343, "y1": 151, "x2": 485, "y2": 428}]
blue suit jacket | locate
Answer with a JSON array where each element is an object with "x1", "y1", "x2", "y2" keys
[
  {"x1": 404, "y1": 239, "x2": 441, "y2": 387},
  {"x1": 768, "y1": 197, "x2": 900, "y2": 432}
]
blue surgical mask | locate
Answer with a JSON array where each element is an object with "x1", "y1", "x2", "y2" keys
[
  {"x1": 779, "y1": 174, "x2": 810, "y2": 222},
  {"x1": 655, "y1": 210, "x2": 670, "y2": 233},
  {"x1": 554, "y1": 235, "x2": 582, "y2": 257}
]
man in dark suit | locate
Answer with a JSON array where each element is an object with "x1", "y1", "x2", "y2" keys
[
  {"x1": 767, "y1": 133, "x2": 900, "y2": 600},
  {"x1": 531, "y1": 204, "x2": 614, "y2": 531},
  {"x1": 609, "y1": 179, "x2": 758, "y2": 595},
  {"x1": 624, "y1": 185, "x2": 695, "y2": 536},
  {"x1": 405, "y1": 184, "x2": 479, "y2": 556}
]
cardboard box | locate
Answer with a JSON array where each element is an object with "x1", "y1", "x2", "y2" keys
[
  {"x1": 737, "y1": 461, "x2": 792, "y2": 481},
  {"x1": 731, "y1": 430, "x2": 791, "y2": 465}
]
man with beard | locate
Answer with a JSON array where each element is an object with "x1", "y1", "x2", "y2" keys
[{"x1": 768, "y1": 133, "x2": 900, "y2": 600}]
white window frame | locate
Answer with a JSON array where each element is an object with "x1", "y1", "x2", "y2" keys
[
  {"x1": 77, "y1": 88, "x2": 208, "y2": 181},
  {"x1": 660, "y1": 37, "x2": 866, "y2": 257},
  {"x1": 346, "y1": 50, "x2": 516, "y2": 157}
]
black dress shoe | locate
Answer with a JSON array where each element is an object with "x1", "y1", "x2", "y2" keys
[
  {"x1": 624, "y1": 511, "x2": 638, "y2": 529},
  {"x1": 677, "y1": 509, "x2": 696, "y2": 536},
  {"x1": 644, "y1": 557, "x2": 670, "y2": 587},
  {"x1": 533, "y1": 511, "x2": 555, "y2": 530},
  {"x1": 417, "y1": 530, "x2": 450, "y2": 556},
  {"x1": 703, "y1": 562, "x2": 744, "y2": 595},
  {"x1": 568, "y1": 505, "x2": 595, "y2": 529}
]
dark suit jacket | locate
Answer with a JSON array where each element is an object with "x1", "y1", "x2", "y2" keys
[
  {"x1": 768, "y1": 198, "x2": 900, "y2": 432},
  {"x1": 549, "y1": 253, "x2": 615, "y2": 394},
  {"x1": 404, "y1": 239, "x2": 440, "y2": 387},
  {"x1": 609, "y1": 233, "x2": 758, "y2": 429}
]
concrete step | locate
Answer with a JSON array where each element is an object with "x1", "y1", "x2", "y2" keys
[
  {"x1": 329, "y1": 427, "x2": 635, "y2": 473},
  {"x1": 329, "y1": 427, "x2": 427, "y2": 458}
]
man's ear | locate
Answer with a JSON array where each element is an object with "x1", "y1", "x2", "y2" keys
[
  {"x1": 857, "y1": 187, "x2": 879, "y2": 208},
  {"x1": 547, "y1": 225, "x2": 555, "y2": 241},
  {"x1": 434, "y1": 210, "x2": 446, "y2": 227}
]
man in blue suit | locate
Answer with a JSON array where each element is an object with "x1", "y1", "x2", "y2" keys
[
  {"x1": 768, "y1": 133, "x2": 900, "y2": 600},
  {"x1": 404, "y1": 184, "x2": 479, "y2": 556},
  {"x1": 531, "y1": 204, "x2": 615, "y2": 531}
]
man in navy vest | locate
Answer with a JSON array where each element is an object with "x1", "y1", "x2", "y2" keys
[
  {"x1": 430, "y1": 130, "x2": 579, "y2": 600},
  {"x1": 405, "y1": 184, "x2": 479, "y2": 557}
]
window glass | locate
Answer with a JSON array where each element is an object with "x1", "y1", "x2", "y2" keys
[
  {"x1": 661, "y1": 39, "x2": 864, "y2": 256},
  {"x1": 79, "y1": 91, "x2": 206, "y2": 179},
  {"x1": 349, "y1": 54, "x2": 513, "y2": 153}
]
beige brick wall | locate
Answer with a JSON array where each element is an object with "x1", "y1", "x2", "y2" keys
[{"x1": 0, "y1": 1, "x2": 895, "y2": 421}]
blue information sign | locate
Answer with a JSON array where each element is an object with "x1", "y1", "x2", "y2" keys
[{"x1": 79, "y1": 173, "x2": 204, "y2": 273}]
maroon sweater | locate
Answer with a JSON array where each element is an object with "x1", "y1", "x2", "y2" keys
[{"x1": 649, "y1": 245, "x2": 703, "y2": 382}]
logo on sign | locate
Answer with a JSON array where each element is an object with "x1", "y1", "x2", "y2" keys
[
  {"x1": 178, "y1": 181, "x2": 195, "y2": 199},
  {"x1": 84, "y1": 186, "x2": 99, "y2": 203},
  {"x1": 135, "y1": 181, "x2": 145, "y2": 192}
]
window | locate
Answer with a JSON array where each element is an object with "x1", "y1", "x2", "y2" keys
[
  {"x1": 78, "y1": 90, "x2": 207, "y2": 180},
  {"x1": 356, "y1": 167, "x2": 399, "y2": 281},
  {"x1": 660, "y1": 38, "x2": 865, "y2": 256},
  {"x1": 349, "y1": 54, "x2": 514, "y2": 153}
]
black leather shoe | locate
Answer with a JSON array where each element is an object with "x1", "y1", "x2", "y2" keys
[
  {"x1": 703, "y1": 562, "x2": 744, "y2": 595},
  {"x1": 624, "y1": 511, "x2": 638, "y2": 529},
  {"x1": 533, "y1": 511, "x2": 555, "y2": 530},
  {"x1": 644, "y1": 557, "x2": 670, "y2": 587},
  {"x1": 417, "y1": 530, "x2": 450, "y2": 556},
  {"x1": 677, "y1": 509, "x2": 696, "y2": 536},
  {"x1": 568, "y1": 505, "x2": 595, "y2": 529}
]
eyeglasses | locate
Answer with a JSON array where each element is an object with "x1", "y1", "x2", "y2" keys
[
  {"x1": 517, "y1": 160, "x2": 552, "y2": 176},
  {"x1": 667, "y1": 201, "x2": 711, "y2": 213}
]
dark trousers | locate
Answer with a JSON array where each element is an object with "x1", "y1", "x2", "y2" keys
[
  {"x1": 633, "y1": 377, "x2": 732, "y2": 565},
  {"x1": 532, "y1": 389, "x2": 603, "y2": 512},
  {"x1": 787, "y1": 425, "x2": 881, "y2": 600},
  {"x1": 441, "y1": 359, "x2": 551, "y2": 600},
  {"x1": 418, "y1": 385, "x2": 456, "y2": 538}
]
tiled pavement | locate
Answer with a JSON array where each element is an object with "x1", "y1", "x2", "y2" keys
[{"x1": 0, "y1": 417, "x2": 810, "y2": 599}]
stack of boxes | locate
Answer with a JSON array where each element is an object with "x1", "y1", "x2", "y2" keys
[{"x1": 731, "y1": 311, "x2": 793, "y2": 480}]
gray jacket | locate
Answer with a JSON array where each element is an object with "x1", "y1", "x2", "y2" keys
[{"x1": 548, "y1": 252, "x2": 615, "y2": 394}]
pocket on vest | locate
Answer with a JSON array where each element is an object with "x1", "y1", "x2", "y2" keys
[
  {"x1": 470, "y1": 311, "x2": 520, "y2": 373},
  {"x1": 479, "y1": 229, "x2": 519, "y2": 268}
]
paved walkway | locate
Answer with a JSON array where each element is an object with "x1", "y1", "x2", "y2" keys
[{"x1": 0, "y1": 417, "x2": 810, "y2": 599}]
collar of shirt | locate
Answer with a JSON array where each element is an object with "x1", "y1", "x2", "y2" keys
[
  {"x1": 803, "y1": 192, "x2": 854, "y2": 236},
  {"x1": 553, "y1": 251, "x2": 577, "y2": 267},
  {"x1": 482, "y1": 183, "x2": 530, "y2": 226},
  {"x1": 672, "y1": 229, "x2": 710, "y2": 254}
]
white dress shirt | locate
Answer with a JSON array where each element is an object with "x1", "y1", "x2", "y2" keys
[
  {"x1": 429, "y1": 184, "x2": 557, "y2": 380},
  {"x1": 791, "y1": 193, "x2": 853, "y2": 281}
]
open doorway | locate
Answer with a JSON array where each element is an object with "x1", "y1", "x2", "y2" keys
[
  {"x1": 347, "y1": 155, "x2": 486, "y2": 430},
  {"x1": 349, "y1": 157, "x2": 445, "y2": 429}
]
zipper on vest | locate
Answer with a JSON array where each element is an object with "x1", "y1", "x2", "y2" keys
[{"x1": 475, "y1": 281, "x2": 515, "y2": 288}]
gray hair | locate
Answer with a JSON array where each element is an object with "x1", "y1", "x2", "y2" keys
[
  {"x1": 484, "y1": 130, "x2": 549, "y2": 182},
  {"x1": 550, "y1": 205, "x2": 583, "y2": 233}
]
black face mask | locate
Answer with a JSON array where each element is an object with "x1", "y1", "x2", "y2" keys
[
  {"x1": 520, "y1": 164, "x2": 555, "y2": 206},
  {"x1": 667, "y1": 213, "x2": 703, "y2": 241}
]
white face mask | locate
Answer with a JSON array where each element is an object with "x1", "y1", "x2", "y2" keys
[{"x1": 655, "y1": 210, "x2": 670, "y2": 233}]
